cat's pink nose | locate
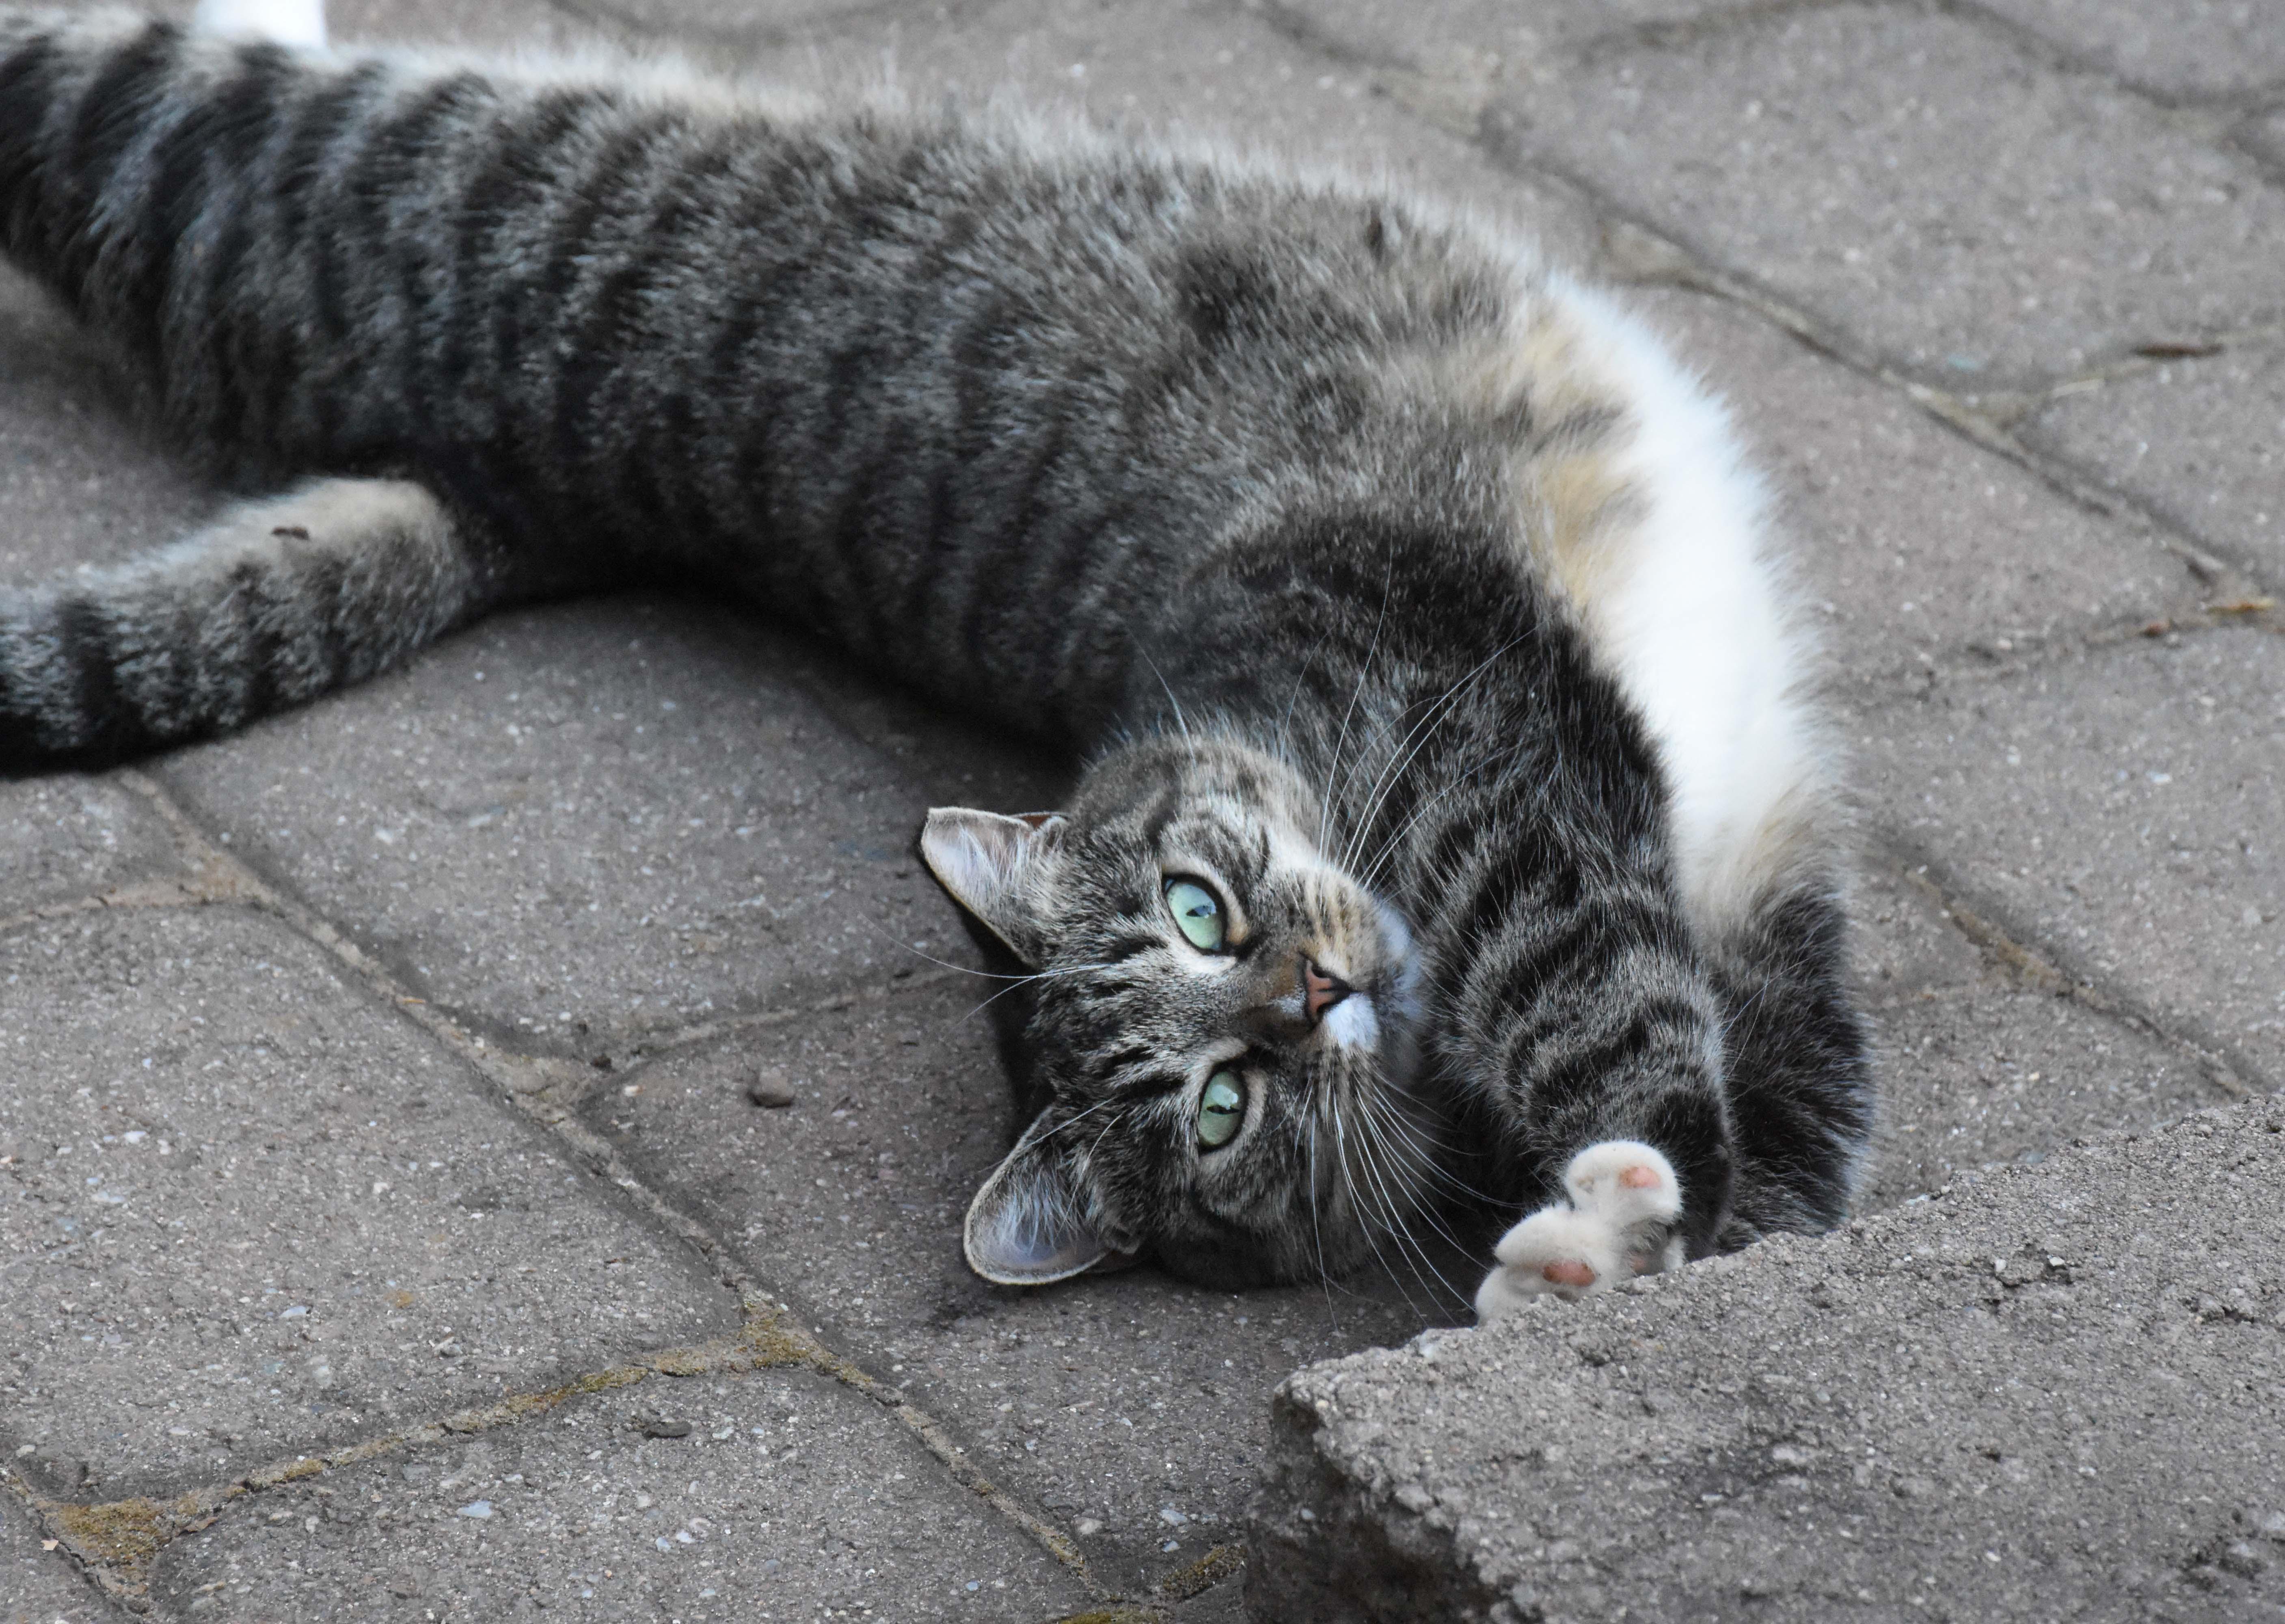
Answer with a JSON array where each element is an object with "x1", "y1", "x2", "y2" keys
[{"x1": 1302, "y1": 960, "x2": 1352, "y2": 1025}]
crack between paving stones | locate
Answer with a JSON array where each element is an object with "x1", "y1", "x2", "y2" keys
[
  {"x1": 3, "y1": 1309, "x2": 1111, "y2": 1613},
  {"x1": 1943, "y1": 0, "x2": 2285, "y2": 117},
  {"x1": 30, "y1": 769, "x2": 1115, "y2": 1607},
  {"x1": 1888, "y1": 858, "x2": 2264, "y2": 1101}
]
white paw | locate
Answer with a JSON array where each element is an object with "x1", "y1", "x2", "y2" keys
[{"x1": 1474, "y1": 1140, "x2": 1684, "y2": 1323}]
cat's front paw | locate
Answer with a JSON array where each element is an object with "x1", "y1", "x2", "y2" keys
[{"x1": 1474, "y1": 1140, "x2": 1683, "y2": 1323}]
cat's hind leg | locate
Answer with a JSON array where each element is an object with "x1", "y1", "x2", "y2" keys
[
  {"x1": 1, "y1": 479, "x2": 508, "y2": 770},
  {"x1": 1473, "y1": 1140, "x2": 1684, "y2": 1322}
]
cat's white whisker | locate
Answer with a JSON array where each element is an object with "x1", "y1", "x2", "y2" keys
[
  {"x1": 1335, "y1": 631, "x2": 1532, "y2": 879},
  {"x1": 1315, "y1": 550, "x2": 1397, "y2": 859}
]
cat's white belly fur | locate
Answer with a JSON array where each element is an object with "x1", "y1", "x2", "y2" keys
[{"x1": 1549, "y1": 280, "x2": 1826, "y2": 937}]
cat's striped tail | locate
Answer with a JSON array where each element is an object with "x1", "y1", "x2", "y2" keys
[
  {"x1": 0, "y1": 479, "x2": 500, "y2": 767},
  {"x1": 0, "y1": 11, "x2": 503, "y2": 768}
]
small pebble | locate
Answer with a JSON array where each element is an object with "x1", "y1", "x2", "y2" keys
[
  {"x1": 746, "y1": 1072, "x2": 797, "y2": 1109},
  {"x1": 456, "y1": 1501, "x2": 492, "y2": 1520},
  {"x1": 642, "y1": 1418, "x2": 692, "y2": 1439}
]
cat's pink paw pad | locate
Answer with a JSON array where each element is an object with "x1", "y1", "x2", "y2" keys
[
  {"x1": 1561, "y1": 1140, "x2": 1681, "y2": 1235},
  {"x1": 1476, "y1": 1141, "x2": 1686, "y2": 1324},
  {"x1": 1475, "y1": 1206, "x2": 1622, "y2": 1318}
]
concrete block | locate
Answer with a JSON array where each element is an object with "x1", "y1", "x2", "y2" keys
[
  {"x1": 2020, "y1": 344, "x2": 2285, "y2": 586},
  {"x1": 0, "y1": 906, "x2": 736, "y2": 1500},
  {"x1": 1, "y1": 776, "x2": 190, "y2": 918},
  {"x1": 2, "y1": 1492, "x2": 128, "y2": 1624},
  {"x1": 596, "y1": 978, "x2": 1446, "y2": 1596},
  {"x1": 1636, "y1": 287, "x2": 2202, "y2": 681},
  {"x1": 1248, "y1": 1098, "x2": 2285, "y2": 1622},
  {"x1": 149, "y1": 1365, "x2": 1092, "y2": 1620},
  {"x1": 1851, "y1": 862, "x2": 2219, "y2": 1211},
  {"x1": 1854, "y1": 625, "x2": 2285, "y2": 1087},
  {"x1": 154, "y1": 598, "x2": 961, "y2": 1050},
  {"x1": 1486, "y1": 4, "x2": 2285, "y2": 387},
  {"x1": 1977, "y1": 0, "x2": 2285, "y2": 101}
]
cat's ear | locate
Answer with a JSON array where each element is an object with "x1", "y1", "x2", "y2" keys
[
  {"x1": 963, "y1": 1112, "x2": 1114, "y2": 1285},
  {"x1": 918, "y1": 808, "x2": 1065, "y2": 967}
]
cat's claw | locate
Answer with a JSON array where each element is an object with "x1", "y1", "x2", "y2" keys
[{"x1": 1474, "y1": 1141, "x2": 1683, "y2": 1322}]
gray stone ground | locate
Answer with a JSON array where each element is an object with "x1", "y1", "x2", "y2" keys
[{"x1": 0, "y1": 0, "x2": 2277, "y2": 1621}]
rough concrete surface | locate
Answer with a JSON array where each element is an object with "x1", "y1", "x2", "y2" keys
[
  {"x1": 151, "y1": 1367, "x2": 1091, "y2": 1622},
  {"x1": 1250, "y1": 1099, "x2": 2285, "y2": 1622},
  {"x1": 1486, "y1": 3, "x2": 2285, "y2": 386},
  {"x1": 4, "y1": 1490, "x2": 125, "y2": 1624},
  {"x1": 2021, "y1": 343, "x2": 2285, "y2": 584},
  {"x1": 0, "y1": 907, "x2": 736, "y2": 1501},
  {"x1": 1975, "y1": 0, "x2": 2285, "y2": 101},
  {"x1": 1847, "y1": 862, "x2": 2220, "y2": 1211},
  {"x1": 2, "y1": 0, "x2": 2281, "y2": 1620},
  {"x1": 155, "y1": 600, "x2": 958, "y2": 1052},
  {"x1": 0, "y1": 776, "x2": 188, "y2": 918},
  {"x1": 1855, "y1": 628, "x2": 2285, "y2": 1086}
]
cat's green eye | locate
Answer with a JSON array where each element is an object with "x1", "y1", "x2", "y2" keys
[
  {"x1": 1198, "y1": 1071, "x2": 1245, "y2": 1149},
  {"x1": 1164, "y1": 879, "x2": 1227, "y2": 952}
]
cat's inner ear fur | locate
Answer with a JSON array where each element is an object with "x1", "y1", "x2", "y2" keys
[
  {"x1": 963, "y1": 1112, "x2": 1112, "y2": 1284},
  {"x1": 918, "y1": 808, "x2": 1065, "y2": 966}
]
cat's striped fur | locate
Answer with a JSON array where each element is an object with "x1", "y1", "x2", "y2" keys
[{"x1": 0, "y1": 9, "x2": 1872, "y2": 1305}]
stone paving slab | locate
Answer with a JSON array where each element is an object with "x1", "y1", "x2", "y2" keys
[
  {"x1": 154, "y1": 598, "x2": 959, "y2": 1054},
  {"x1": 593, "y1": 977, "x2": 1446, "y2": 1597},
  {"x1": 1248, "y1": 1098, "x2": 2285, "y2": 1622},
  {"x1": 148, "y1": 1366, "x2": 1092, "y2": 1622},
  {"x1": 1, "y1": 776, "x2": 191, "y2": 920},
  {"x1": 2019, "y1": 343, "x2": 2285, "y2": 586},
  {"x1": 0, "y1": 905, "x2": 736, "y2": 1501},
  {"x1": 720, "y1": 0, "x2": 1604, "y2": 274},
  {"x1": 1976, "y1": 0, "x2": 2285, "y2": 102},
  {"x1": 0, "y1": 265, "x2": 210, "y2": 585},
  {"x1": 2, "y1": 1491, "x2": 127, "y2": 1624},
  {"x1": 1855, "y1": 626, "x2": 2285, "y2": 1088},
  {"x1": 745, "y1": 632, "x2": 1072, "y2": 825},
  {"x1": 1637, "y1": 287, "x2": 2203, "y2": 682},
  {"x1": 1484, "y1": 2, "x2": 2285, "y2": 387},
  {"x1": 1849, "y1": 862, "x2": 2214, "y2": 1212}
]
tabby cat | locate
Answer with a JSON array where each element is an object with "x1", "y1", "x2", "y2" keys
[{"x1": 0, "y1": 4, "x2": 1872, "y2": 1318}]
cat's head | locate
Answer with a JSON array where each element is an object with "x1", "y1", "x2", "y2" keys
[{"x1": 919, "y1": 736, "x2": 1429, "y2": 1290}]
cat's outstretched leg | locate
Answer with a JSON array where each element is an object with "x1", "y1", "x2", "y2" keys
[
  {"x1": 1473, "y1": 1141, "x2": 1684, "y2": 1322},
  {"x1": 0, "y1": 479, "x2": 508, "y2": 770}
]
